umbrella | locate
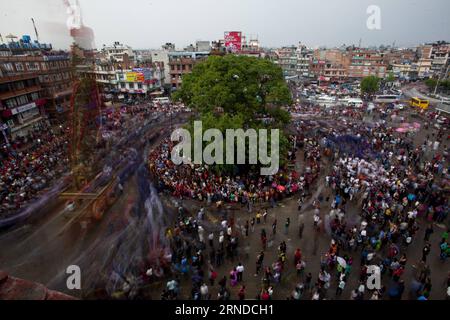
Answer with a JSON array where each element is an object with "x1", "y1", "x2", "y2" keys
[{"x1": 337, "y1": 256, "x2": 347, "y2": 268}]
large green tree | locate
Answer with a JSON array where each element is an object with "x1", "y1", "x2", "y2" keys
[
  {"x1": 174, "y1": 55, "x2": 292, "y2": 124},
  {"x1": 172, "y1": 55, "x2": 292, "y2": 174},
  {"x1": 361, "y1": 75, "x2": 380, "y2": 96}
]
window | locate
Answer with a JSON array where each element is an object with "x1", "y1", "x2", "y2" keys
[
  {"x1": 23, "y1": 79, "x2": 34, "y2": 87},
  {"x1": 138, "y1": 83, "x2": 142, "y2": 89},
  {"x1": 26, "y1": 62, "x2": 39, "y2": 71},
  {"x1": 120, "y1": 83, "x2": 125, "y2": 88},
  {"x1": 17, "y1": 95, "x2": 29, "y2": 105},
  {"x1": 3, "y1": 63, "x2": 14, "y2": 72},
  {"x1": 31, "y1": 92, "x2": 39, "y2": 101},
  {"x1": 15, "y1": 63, "x2": 24, "y2": 71},
  {"x1": 0, "y1": 83, "x2": 10, "y2": 94},
  {"x1": 5, "y1": 98, "x2": 17, "y2": 108},
  {"x1": 14, "y1": 81, "x2": 25, "y2": 90}
]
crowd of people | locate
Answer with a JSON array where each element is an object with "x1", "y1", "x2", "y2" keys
[
  {"x1": 140, "y1": 98, "x2": 450, "y2": 300},
  {"x1": 0, "y1": 99, "x2": 187, "y2": 218},
  {"x1": 0, "y1": 123, "x2": 69, "y2": 217},
  {"x1": 148, "y1": 136, "x2": 322, "y2": 208}
]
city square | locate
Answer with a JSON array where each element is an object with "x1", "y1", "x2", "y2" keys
[{"x1": 0, "y1": 0, "x2": 448, "y2": 305}]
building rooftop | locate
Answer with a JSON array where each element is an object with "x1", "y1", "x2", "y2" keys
[{"x1": 0, "y1": 271, "x2": 76, "y2": 300}]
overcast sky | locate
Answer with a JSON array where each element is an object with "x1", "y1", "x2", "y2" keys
[{"x1": 1, "y1": 0, "x2": 449, "y2": 50}]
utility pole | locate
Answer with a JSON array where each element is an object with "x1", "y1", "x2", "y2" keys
[{"x1": 31, "y1": 18, "x2": 39, "y2": 42}]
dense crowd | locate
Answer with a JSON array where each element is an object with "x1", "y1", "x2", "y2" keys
[
  {"x1": 148, "y1": 136, "x2": 321, "y2": 207},
  {"x1": 0, "y1": 123, "x2": 69, "y2": 216},
  {"x1": 0, "y1": 100, "x2": 186, "y2": 218},
  {"x1": 140, "y1": 99, "x2": 449, "y2": 300}
]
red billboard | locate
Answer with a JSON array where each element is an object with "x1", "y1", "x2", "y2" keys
[{"x1": 224, "y1": 31, "x2": 242, "y2": 52}]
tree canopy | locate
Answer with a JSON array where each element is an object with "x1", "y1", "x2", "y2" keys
[
  {"x1": 425, "y1": 78, "x2": 450, "y2": 93},
  {"x1": 172, "y1": 55, "x2": 293, "y2": 174},
  {"x1": 173, "y1": 55, "x2": 292, "y2": 127},
  {"x1": 361, "y1": 75, "x2": 380, "y2": 96},
  {"x1": 386, "y1": 72, "x2": 395, "y2": 83}
]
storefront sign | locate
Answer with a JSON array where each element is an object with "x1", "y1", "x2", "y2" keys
[{"x1": 11, "y1": 102, "x2": 37, "y2": 115}]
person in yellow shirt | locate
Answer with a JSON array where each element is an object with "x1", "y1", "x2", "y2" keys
[{"x1": 256, "y1": 211, "x2": 262, "y2": 224}]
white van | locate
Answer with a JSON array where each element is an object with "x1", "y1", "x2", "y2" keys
[
  {"x1": 153, "y1": 97, "x2": 170, "y2": 104},
  {"x1": 347, "y1": 98, "x2": 363, "y2": 108}
]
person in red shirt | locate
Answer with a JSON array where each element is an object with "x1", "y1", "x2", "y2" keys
[
  {"x1": 260, "y1": 289, "x2": 270, "y2": 300},
  {"x1": 294, "y1": 248, "x2": 302, "y2": 266},
  {"x1": 238, "y1": 285, "x2": 246, "y2": 300}
]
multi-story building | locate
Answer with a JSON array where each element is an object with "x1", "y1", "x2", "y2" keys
[
  {"x1": 309, "y1": 59, "x2": 347, "y2": 83},
  {"x1": 296, "y1": 44, "x2": 313, "y2": 78},
  {"x1": 429, "y1": 42, "x2": 449, "y2": 78},
  {"x1": 391, "y1": 63, "x2": 414, "y2": 80},
  {"x1": 237, "y1": 38, "x2": 262, "y2": 58},
  {"x1": 347, "y1": 49, "x2": 387, "y2": 79},
  {"x1": 195, "y1": 41, "x2": 211, "y2": 52},
  {"x1": 382, "y1": 48, "x2": 417, "y2": 66},
  {"x1": 0, "y1": 64, "x2": 46, "y2": 141},
  {"x1": 148, "y1": 43, "x2": 176, "y2": 86},
  {"x1": 275, "y1": 46, "x2": 298, "y2": 78},
  {"x1": 115, "y1": 64, "x2": 164, "y2": 97},
  {"x1": 101, "y1": 42, "x2": 135, "y2": 68},
  {"x1": 37, "y1": 52, "x2": 73, "y2": 122},
  {"x1": 415, "y1": 58, "x2": 433, "y2": 78},
  {"x1": 168, "y1": 51, "x2": 209, "y2": 90},
  {"x1": 0, "y1": 36, "x2": 73, "y2": 141},
  {"x1": 313, "y1": 48, "x2": 350, "y2": 68},
  {"x1": 79, "y1": 61, "x2": 117, "y2": 93},
  {"x1": 417, "y1": 41, "x2": 449, "y2": 78}
]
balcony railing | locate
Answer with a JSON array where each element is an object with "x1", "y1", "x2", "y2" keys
[{"x1": 0, "y1": 84, "x2": 41, "y2": 100}]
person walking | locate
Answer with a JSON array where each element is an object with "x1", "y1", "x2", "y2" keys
[
  {"x1": 261, "y1": 229, "x2": 267, "y2": 250},
  {"x1": 336, "y1": 277, "x2": 346, "y2": 297},
  {"x1": 422, "y1": 243, "x2": 431, "y2": 262},
  {"x1": 298, "y1": 212, "x2": 305, "y2": 239},
  {"x1": 236, "y1": 262, "x2": 245, "y2": 282},
  {"x1": 200, "y1": 283, "x2": 209, "y2": 300},
  {"x1": 255, "y1": 251, "x2": 264, "y2": 276},
  {"x1": 263, "y1": 209, "x2": 268, "y2": 224},
  {"x1": 250, "y1": 218, "x2": 255, "y2": 233},
  {"x1": 285, "y1": 217, "x2": 290, "y2": 235},
  {"x1": 238, "y1": 285, "x2": 246, "y2": 300},
  {"x1": 424, "y1": 224, "x2": 434, "y2": 241}
]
